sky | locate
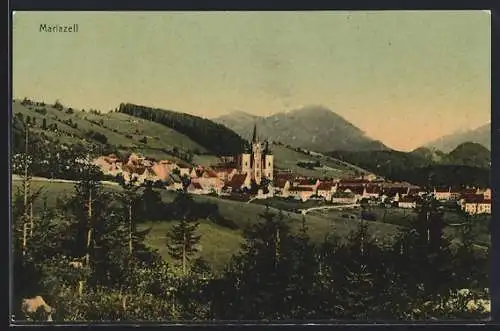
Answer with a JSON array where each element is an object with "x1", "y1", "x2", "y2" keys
[{"x1": 12, "y1": 11, "x2": 490, "y2": 151}]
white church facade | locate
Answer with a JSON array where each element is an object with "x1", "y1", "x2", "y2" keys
[{"x1": 236, "y1": 124, "x2": 274, "y2": 186}]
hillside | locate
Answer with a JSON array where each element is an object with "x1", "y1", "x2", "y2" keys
[
  {"x1": 12, "y1": 99, "x2": 367, "y2": 179},
  {"x1": 329, "y1": 146, "x2": 491, "y2": 188},
  {"x1": 12, "y1": 99, "x2": 220, "y2": 165},
  {"x1": 444, "y1": 142, "x2": 491, "y2": 168},
  {"x1": 410, "y1": 147, "x2": 447, "y2": 163},
  {"x1": 213, "y1": 105, "x2": 389, "y2": 153},
  {"x1": 271, "y1": 142, "x2": 371, "y2": 179},
  {"x1": 424, "y1": 123, "x2": 491, "y2": 153},
  {"x1": 117, "y1": 103, "x2": 246, "y2": 156}
]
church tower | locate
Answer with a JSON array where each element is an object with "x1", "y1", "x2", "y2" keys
[
  {"x1": 251, "y1": 124, "x2": 263, "y2": 185},
  {"x1": 264, "y1": 140, "x2": 274, "y2": 181}
]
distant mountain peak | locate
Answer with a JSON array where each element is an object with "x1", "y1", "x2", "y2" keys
[
  {"x1": 213, "y1": 105, "x2": 388, "y2": 152},
  {"x1": 423, "y1": 122, "x2": 491, "y2": 153}
]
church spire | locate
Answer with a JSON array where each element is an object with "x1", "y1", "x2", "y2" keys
[{"x1": 252, "y1": 123, "x2": 257, "y2": 143}]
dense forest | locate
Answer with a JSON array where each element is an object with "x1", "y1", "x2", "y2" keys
[
  {"x1": 117, "y1": 103, "x2": 246, "y2": 156},
  {"x1": 329, "y1": 150, "x2": 491, "y2": 188}
]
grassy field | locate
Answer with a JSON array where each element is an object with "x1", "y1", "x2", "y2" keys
[
  {"x1": 12, "y1": 179, "x2": 406, "y2": 270},
  {"x1": 271, "y1": 143, "x2": 373, "y2": 178},
  {"x1": 13, "y1": 100, "x2": 208, "y2": 161},
  {"x1": 311, "y1": 206, "x2": 491, "y2": 248},
  {"x1": 250, "y1": 197, "x2": 326, "y2": 212}
]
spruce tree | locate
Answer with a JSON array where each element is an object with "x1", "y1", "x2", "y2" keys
[
  {"x1": 166, "y1": 219, "x2": 201, "y2": 276},
  {"x1": 335, "y1": 221, "x2": 379, "y2": 319},
  {"x1": 213, "y1": 208, "x2": 293, "y2": 320},
  {"x1": 283, "y1": 217, "x2": 319, "y2": 318}
]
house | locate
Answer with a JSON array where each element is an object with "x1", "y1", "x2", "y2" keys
[
  {"x1": 151, "y1": 160, "x2": 178, "y2": 181},
  {"x1": 338, "y1": 179, "x2": 369, "y2": 187},
  {"x1": 122, "y1": 164, "x2": 146, "y2": 184},
  {"x1": 288, "y1": 186, "x2": 315, "y2": 202},
  {"x1": 92, "y1": 155, "x2": 123, "y2": 176},
  {"x1": 210, "y1": 166, "x2": 238, "y2": 182},
  {"x1": 406, "y1": 187, "x2": 423, "y2": 197},
  {"x1": 461, "y1": 195, "x2": 491, "y2": 215},
  {"x1": 193, "y1": 169, "x2": 224, "y2": 195},
  {"x1": 274, "y1": 172, "x2": 296, "y2": 182},
  {"x1": 140, "y1": 167, "x2": 160, "y2": 184},
  {"x1": 363, "y1": 186, "x2": 381, "y2": 200},
  {"x1": 448, "y1": 189, "x2": 462, "y2": 201},
  {"x1": 122, "y1": 165, "x2": 159, "y2": 185},
  {"x1": 226, "y1": 173, "x2": 251, "y2": 193},
  {"x1": 339, "y1": 186, "x2": 364, "y2": 202},
  {"x1": 165, "y1": 173, "x2": 184, "y2": 191},
  {"x1": 398, "y1": 196, "x2": 418, "y2": 209},
  {"x1": 189, "y1": 167, "x2": 200, "y2": 178},
  {"x1": 176, "y1": 162, "x2": 192, "y2": 177},
  {"x1": 294, "y1": 178, "x2": 321, "y2": 191},
  {"x1": 479, "y1": 188, "x2": 492, "y2": 200},
  {"x1": 128, "y1": 153, "x2": 145, "y2": 164},
  {"x1": 331, "y1": 191, "x2": 357, "y2": 205},
  {"x1": 316, "y1": 181, "x2": 335, "y2": 201},
  {"x1": 434, "y1": 187, "x2": 452, "y2": 201},
  {"x1": 274, "y1": 179, "x2": 291, "y2": 197},
  {"x1": 187, "y1": 182, "x2": 208, "y2": 195},
  {"x1": 382, "y1": 186, "x2": 410, "y2": 198},
  {"x1": 360, "y1": 173, "x2": 378, "y2": 182}
]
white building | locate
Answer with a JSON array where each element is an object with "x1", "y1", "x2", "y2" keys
[{"x1": 236, "y1": 124, "x2": 273, "y2": 185}]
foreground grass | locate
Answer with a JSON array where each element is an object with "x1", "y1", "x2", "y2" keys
[{"x1": 138, "y1": 220, "x2": 244, "y2": 272}]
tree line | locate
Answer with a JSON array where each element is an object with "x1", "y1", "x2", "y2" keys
[
  {"x1": 117, "y1": 103, "x2": 246, "y2": 156},
  {"x1": 329, "y1": 150, "x2": 490, "y2": 189}
]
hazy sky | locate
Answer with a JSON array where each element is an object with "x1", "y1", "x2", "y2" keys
[{"x1": 13, "y1": 11, "x2": 490, "y2": 151}]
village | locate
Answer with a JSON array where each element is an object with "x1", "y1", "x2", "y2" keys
[{"x1": 92, "y1": 125, "x2": 492, "y2": 216}]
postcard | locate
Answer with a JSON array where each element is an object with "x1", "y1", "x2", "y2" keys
[{"x1": 10, "y1": 10, "x2": 492, "y2": 323}]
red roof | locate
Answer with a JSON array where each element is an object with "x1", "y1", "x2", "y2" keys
[
  {"x1": 122, "y1": 164, "x2": 147, "y2": 175},
  {"x1": 296, "y1": 179, "x2": 317, "y2": 186},
  {"x1": 211, "y1": 166, "x2": 236, "y2": 173},
  {"x1": 275, "y1": 173, "x2": 295, "y2": 181},
  {"x1": 399, "y1": 196, "x2": 417, "y2": 203},
  {"x1": 365, "y1": 186, "x2": 381, "y2": 194},
  {"x1": 177, "y1": 162, "x2": 191, "y2": 169},
  {"x1": 190, "y1": 182, "x2": 203, "y2": 190},
  {"x1": 435, "y1": 187, "x2": 451, "y2": 193},
  {"x1": 340, "y1": 186, "x2": 364, "y2": 195},
  {"x1": 290, "y1": 186, "x2": 314, "y2": 192},
  {"x1": 228, "y1": 174, "x2": 247, "y2": 190},
  {"x1": 317, "y1": 182, "x2": 334, "y2": 191},
  {"x1": 382, "y1": 187, "x2": 408, "y2": 196},
  {"x1": 275, "y1": 179, "x2": 289, "y2": 188},
  {"x1": 203, "y1": 170, "x2": 219, "y2": 178},
  {"x1": 463, "y1": 195, "x2": 491, "y2": 204}
]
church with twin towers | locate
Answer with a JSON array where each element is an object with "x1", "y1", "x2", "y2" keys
[{"x1": 236, "y1": 124, "x2": 274, "y2": 186}]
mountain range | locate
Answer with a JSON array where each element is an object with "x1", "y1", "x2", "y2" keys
[
  {"x1": 423, "y1": 123, "x2": 491, "y2": 153},
  {"x1": 213, "y1": 106, "x2": 389, "y2": 153}
]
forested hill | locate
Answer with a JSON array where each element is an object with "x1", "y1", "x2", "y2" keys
[
  {"x1": 329, "y1": 149, "x2": 490, "y2": 188},
  {"x1": 117, "y1": 103, "x2": 246, "y2": 156}
]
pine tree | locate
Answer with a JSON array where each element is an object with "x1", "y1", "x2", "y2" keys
[
  {"x1": 166, "y1": 219, "x2": 201, "y2": 276},
  {"x1": 453, "y1": 212, "x2": 488, "y2": 290},
  {"x1": 283, "y1": 217, "x2": 319, "y2": 318},
  {"x1": 118, "y1": 179, "x2": 141, "y2": 257},
  {"x1": 399, "y1": 194, "x2": 454, "y2": 301},
  {"x1": 335, "y1": 221, "x2": 379, "y2": 319},
  {"x1": 212, "y1": 208, "x2": 294, "y2": 320}
]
